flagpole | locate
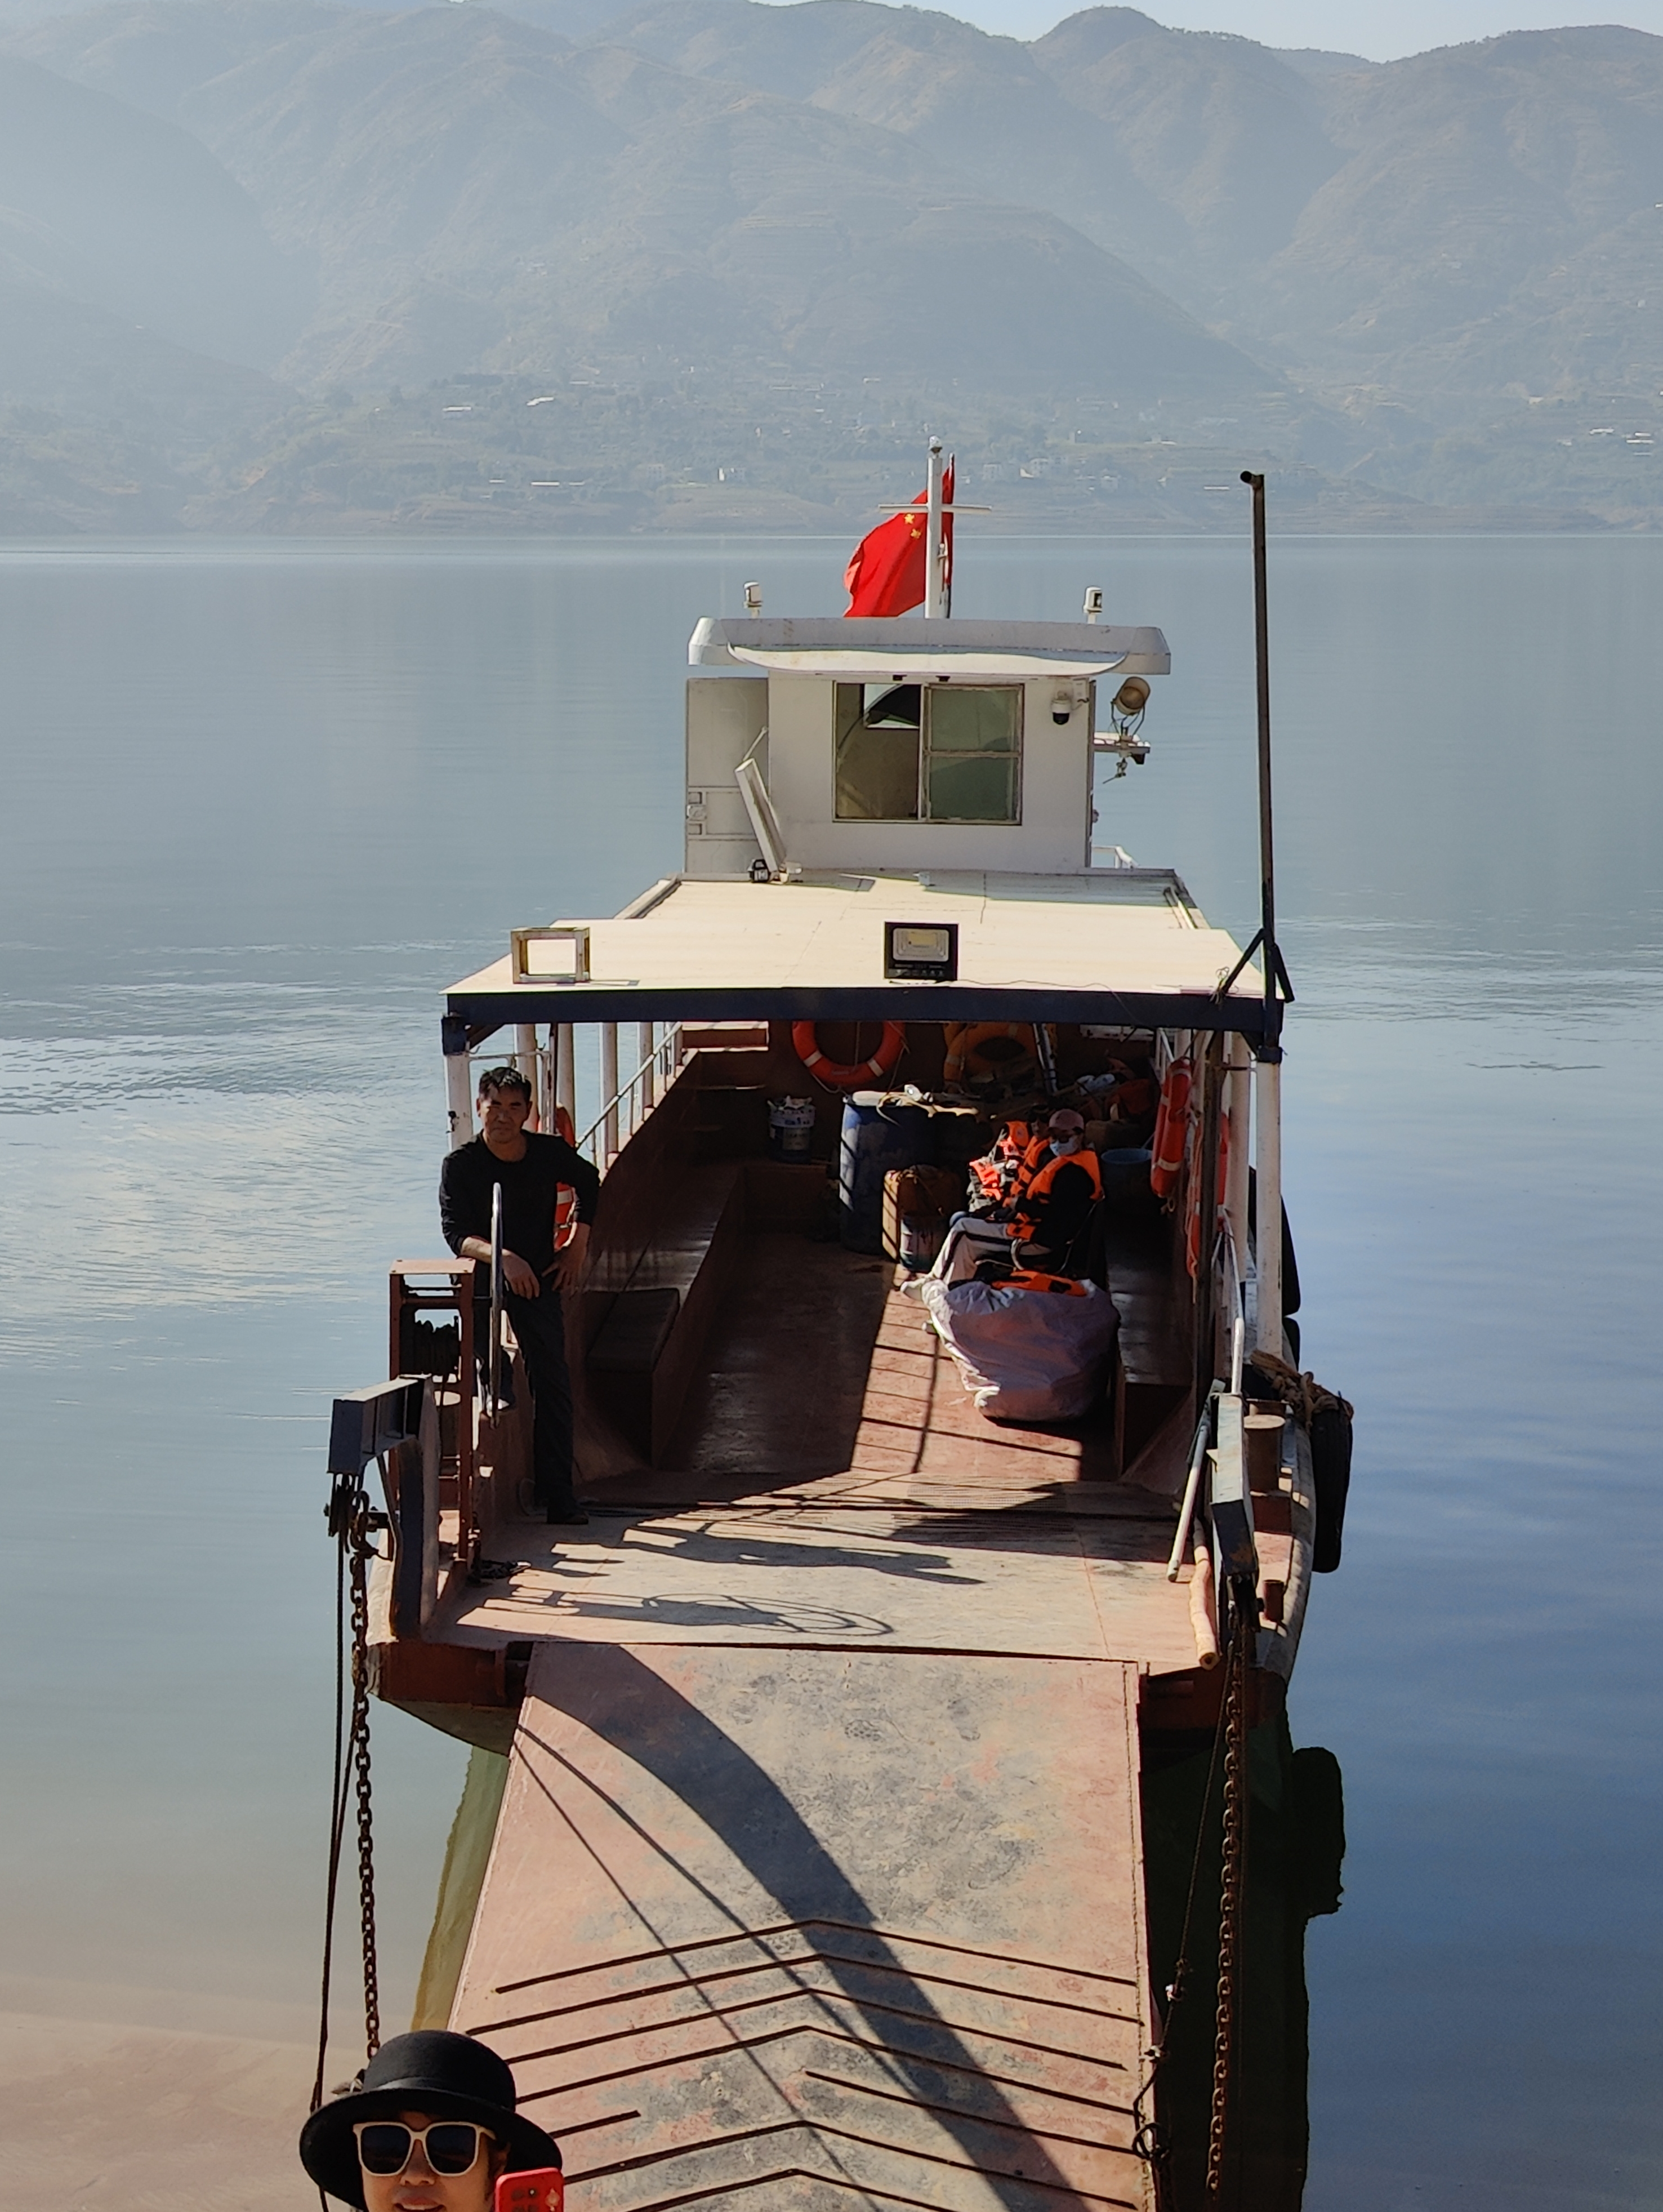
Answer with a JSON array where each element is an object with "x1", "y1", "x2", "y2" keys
[{"x1": 924, "y1": 438, "x2": 944, "y2": 619}]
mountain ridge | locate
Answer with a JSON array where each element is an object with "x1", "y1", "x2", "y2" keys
[{"x1": 2, "y1": 0, "x2": 1662, "y2": 528}]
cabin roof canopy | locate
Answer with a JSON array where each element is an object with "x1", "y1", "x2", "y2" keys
[
  {"x1": 447, "y1": 870, "x2": 1267, "y2": 1039},
  {"x1": 689, "y1": 617, "x2": 1171, "y2": 680}
]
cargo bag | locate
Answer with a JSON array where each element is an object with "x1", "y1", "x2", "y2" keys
[
  {"x1": 882, "y1": 1164, "x2": 965, "y2": 1269},
  {"x1": 912, "y1": 1275, "x2": 1120, "y2": 1423}
]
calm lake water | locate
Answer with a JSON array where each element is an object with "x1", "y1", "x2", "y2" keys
[{"x1": 1, "y1": 533, "x2": 1658, "y2": 2207}]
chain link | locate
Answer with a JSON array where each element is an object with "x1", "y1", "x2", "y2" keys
[
  {"x1": 347, "y1": 1500, "x2": 382, "y2": 2059},
  {"x1": 1206, "y1": 1600, "x2": 1251, "y2": 2202}
]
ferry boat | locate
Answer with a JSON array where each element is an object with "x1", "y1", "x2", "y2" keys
[{"x1": 323, "y1": 459, "x2": 1349, "y2": 2211}]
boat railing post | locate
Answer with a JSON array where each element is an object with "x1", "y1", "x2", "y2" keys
[
  {"x1": 1254, "y1": 1053, "x2": 1285, "y2": 1360},
  {"x1": 601, "y1": 1023, "x2": 619, "y2": 1161},
  {"x1": 1193, "y1": 1031, "x2": 1225, "y2": 1407},
  {"x1": 514, "y1": 1022, "x2": 540, "y2": 1127},
  {"x1": 1225, "y1": 1031, "x2": 1251, "y2": 1320},
  {"x1": 638, "y1": 1022, "x2": 656, "y2": 1115},
  {"x1": 442, "y1": 1016, "x2": 474, "y2": 1151},
  {"x1": 555, "y1": 1023, "x2": 576, "y2": 1136}
]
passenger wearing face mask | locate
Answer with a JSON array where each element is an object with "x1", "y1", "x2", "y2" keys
[{"x1": 1007, "y1": 1109, "x2": 1102, "y2": 1271}]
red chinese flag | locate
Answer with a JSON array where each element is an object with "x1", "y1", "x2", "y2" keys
[
  {"x1": 843, "y1": 462, "x2": 953, "y2": 617},
  {"x1": 942, "y1": 457, "x2": 955, "y2": 599}
]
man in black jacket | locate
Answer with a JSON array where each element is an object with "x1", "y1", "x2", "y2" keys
[{"x1": 439, "y1": 1065, "x2": 601, "y2": 1524}]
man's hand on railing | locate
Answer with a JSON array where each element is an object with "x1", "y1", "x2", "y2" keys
[
  {"x1": 460, "y1": 1234, "x2": 541, "y2": 1298},
  {"x1": 544, "y1": 1223, "x2": 591, "y2": 1293}
]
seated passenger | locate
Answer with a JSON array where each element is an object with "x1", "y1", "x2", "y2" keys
[
  {"x1": 1007, "y1": 1108, "x2": 1102, "y2": 1272},
  {"x1": 300, "y1": 2029, "x2": 561, "y2": 2212}
]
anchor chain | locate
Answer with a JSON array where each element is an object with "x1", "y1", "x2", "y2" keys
[
  {"x1": 314, "y1": 1472, "x2": 385, "y2": 2135},
  {"x1": 347, "y1": 1499, "x2": 382, "y2": 2058},
  {"x1": 1206, "y1": 1591, "x2": 1253, "y2": 2202}
]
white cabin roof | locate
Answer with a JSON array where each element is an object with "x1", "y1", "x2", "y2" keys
[
  {"x1": 689, "y1": 616, "x2": 1170, "y2": 680},
  {"x1": 446, "y1": 869, "x2": 1265, "y2": 1040}
]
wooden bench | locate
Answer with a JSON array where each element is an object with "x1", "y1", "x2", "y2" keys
[{"x1": 584, "y1": 1161, "x2": 745, "y2": 1466}]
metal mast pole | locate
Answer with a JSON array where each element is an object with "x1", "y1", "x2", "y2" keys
[
  {"x1": 924, "y1": 437, "x2": 945, "y2": 619},
  {"x1": 1242, "y1": 470, "x2": 1280, "y2": 1062},
  {"x1": 1241, "y1": 469, "x2": 1286, "y2": 1358}
]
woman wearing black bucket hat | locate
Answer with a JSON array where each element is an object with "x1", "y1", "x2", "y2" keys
[{"x1": 299, "y1": 2030, "x2": 561, "y2": 2211}]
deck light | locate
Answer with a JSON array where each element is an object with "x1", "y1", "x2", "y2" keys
[
  {"x1": 1094, "y1": 676, "x2": 1152, "y2": 777},
  {"x1": 884, "y1": 921, "x2": 958, "y2": 982}
]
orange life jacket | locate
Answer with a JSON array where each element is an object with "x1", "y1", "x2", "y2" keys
[
  {"x1": 1007, "y1": 1133, "x2": 1054, "y2": 1204},
  {"x1": 1108, "y1": 1074, "x2": 1158, "y2": 1121},
  {"x1": 1009, "y1": 1143, "x2": 1104, "y2": 1238},
  {"x1": 968, "y1": 1120, "x2": 1038, "y2": 1207},
  {"x1": 1005, "y1": 1267, "x2": 1090, "y2": 1296}
]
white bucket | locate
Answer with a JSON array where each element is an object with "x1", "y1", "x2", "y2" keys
[{"x1": 768, "y1": 1096, "x2": 816, "y2": 1160}]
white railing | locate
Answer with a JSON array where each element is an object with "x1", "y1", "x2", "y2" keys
[
  {"x1": 461, "y1": 1022, "x2": 685, "y2": 1167},
  {"x1": 577, "y1": 1023, "x2": 684, "y2": 1166}
]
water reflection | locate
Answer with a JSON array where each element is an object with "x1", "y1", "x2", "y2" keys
[{"x1": 1143, "y1": 1717, "x2": 1346, "y2": 2211}]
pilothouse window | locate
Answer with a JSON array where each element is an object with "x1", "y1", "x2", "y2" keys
[
  {"x1": 835, "y1": 683, "x2": 920, "y2": 820},
  {"x1": 835, "y1": 683, "x2": 1022, "y2": 824}
]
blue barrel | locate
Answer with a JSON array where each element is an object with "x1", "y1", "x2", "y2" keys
[{"x1": 839, "y1": 1093, "x2": 936, "y2": 1253}]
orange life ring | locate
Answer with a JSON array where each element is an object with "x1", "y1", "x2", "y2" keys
[
  {"x1": 1185, "y1": 1118, "x2": 1229, "y2": 1279},
  {"x1": 943, "y1": 1020, "x2": 1036, "y2": 1084},
  {"x1": 549, "y1": 1103, "x2": 578, "y2": 1246},
  {"x1": 792, "y1": 1019, "x2": 906, "y2": 1089},
  {"x1": 1149, "y1": 1059, "x2": 1192, "y2": 1199}
]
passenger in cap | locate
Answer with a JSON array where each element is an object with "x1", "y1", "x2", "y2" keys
[{"x1": 1007, "y1": 1110, "x2": 1102, "y2": 1271}]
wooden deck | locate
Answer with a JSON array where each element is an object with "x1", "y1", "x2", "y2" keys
[{"x1": 433, "y1": 1249, "x2": 1193, "y2": 1676}]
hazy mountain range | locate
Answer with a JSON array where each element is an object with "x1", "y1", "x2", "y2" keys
[{"x1": 2, "y1": 0, "x2": 1661, "y2": 529}]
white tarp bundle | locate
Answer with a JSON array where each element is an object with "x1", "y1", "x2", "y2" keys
[{"x1": 910, "y1": 1275, "x2": 1120, "y2": 1422}]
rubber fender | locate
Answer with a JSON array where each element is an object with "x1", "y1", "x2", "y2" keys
[{"x1": 1310, "y1": 1395, "x2": 1351, "y2": 1573}]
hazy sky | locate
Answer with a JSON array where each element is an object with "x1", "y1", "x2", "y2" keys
[{"x1": 951, "y1": 0, "x2": 1663, "y2": 55}]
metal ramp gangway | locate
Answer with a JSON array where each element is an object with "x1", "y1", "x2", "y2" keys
[{"x1": 453, "y1": 1636, "x2": 1156, "y2": 2212}]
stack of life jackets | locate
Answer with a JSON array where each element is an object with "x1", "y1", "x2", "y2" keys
[{"x1": 966, "y1": 1119, "x2": 1040, "y2": 1214}]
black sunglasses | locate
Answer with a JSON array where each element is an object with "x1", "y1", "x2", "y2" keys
[{"x1": 354, "y1": 2120, "x2": 494, "y2": 2177}]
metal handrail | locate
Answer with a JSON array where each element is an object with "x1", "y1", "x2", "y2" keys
[{"x1": 578, "y1": 1024, "x2": 684, "y2": 1164}]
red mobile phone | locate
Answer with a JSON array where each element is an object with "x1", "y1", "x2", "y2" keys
[{"x1": 496, "y1": 2171, "x2": 564, "y2": 2212}]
